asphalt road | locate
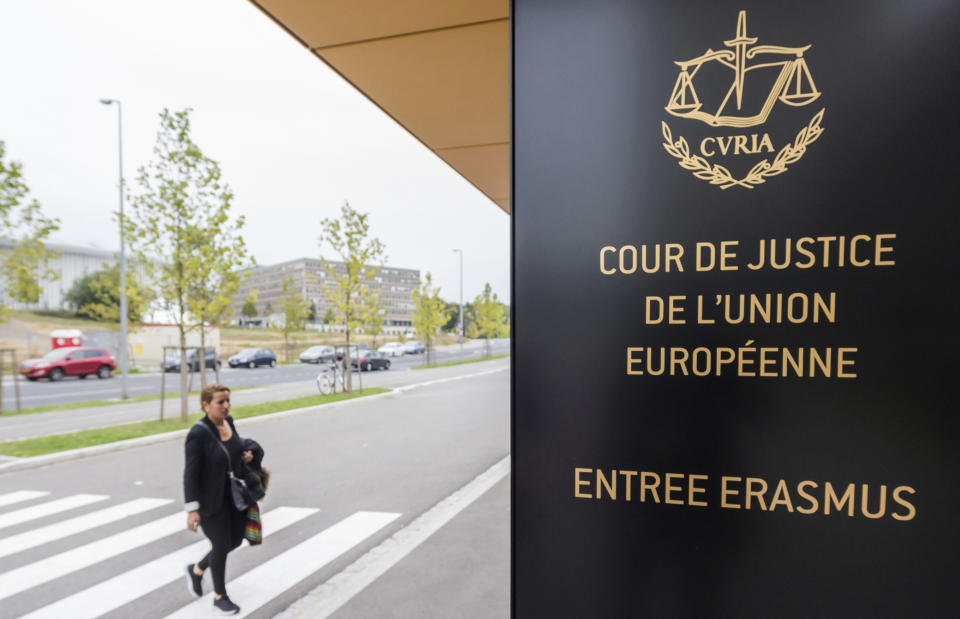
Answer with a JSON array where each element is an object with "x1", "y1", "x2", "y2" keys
[
  {"x1": 0, "y1": 365, "x2": 509, "y2": 618},
  {"x1": 0, "y1": 351, "x2": 510, "y2": 442},
  {"x1": 0, "y1": 339, "x2": 508, "y2": 411}
]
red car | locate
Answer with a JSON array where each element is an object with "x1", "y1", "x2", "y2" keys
[{"x1": 20, "y1": 347, "x2": 116, "y2": 381}]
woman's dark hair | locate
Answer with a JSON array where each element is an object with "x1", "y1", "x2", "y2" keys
[{"x1": 200, "y1": 383, "x2": 230, "y2": 405}]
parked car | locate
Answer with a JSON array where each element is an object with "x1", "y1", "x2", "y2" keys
[
  {"x1": 351, "y1": 350, "x2": 392, "y2": 372},
  {"x1": 335, "y1": 344, "x2": 370, "y2": 361},
  {"x1": 20, "y1": 347, "x2": 116, "y2": 381},
  {"x1": 403, "y1": 340, "x2": 425, "y2": 354},
  {"x1": 378, "y1": 342, "x2": 406, "y2": 357},
  {"x1": 163, "y1": 347, "x2": 221, "y2": 372},
  {"x1": 299, "y1": 345, "x2": 336, "y2": 364},
  {"x1": 228, "y1": 347, "x2": 277, "y2": 368}
]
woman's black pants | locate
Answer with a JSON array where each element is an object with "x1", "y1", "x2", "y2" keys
[{"x1": 197, "y1": 501, "x2": 246, "y2": 596}]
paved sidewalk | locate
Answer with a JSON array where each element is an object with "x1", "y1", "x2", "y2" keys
[{"x1": 281, "y1": 474, "x2": 511, "y2": 619}]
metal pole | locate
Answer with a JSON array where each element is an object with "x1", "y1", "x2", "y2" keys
[
  {"x1": 117, "y1": 102, "x2": 129, "y2": 400},
  {"x1": 101, "y1": 98, "x2": 129, "y2": 399},
  {"x1": 160, "y1": 345, "x2": 168, "y2": 422},
  {"x1": 11, "y1": 351, "x2": 21, "y2": 413}
]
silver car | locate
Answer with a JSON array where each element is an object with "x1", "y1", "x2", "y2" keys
[
  {"x1": 300, "y1": 345, "x2": 336, "y2": 364},
  {"x1": 378, "y1": 342, "x2": 406, "y2": 357},
  {"x1": 403, "y1": 341, "x2": 425, "y2": 354}
]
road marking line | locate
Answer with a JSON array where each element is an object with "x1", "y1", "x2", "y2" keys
[
  {"x1": 279, "y1": 456, "x2": 510, "y2": 619},
  {"x1": 0, "y1": 497, "x2": 172, "y2": 559},
  {"x1": 396, "y1": 366, "x2": 508, "y2": 393},
  {"x1": 164, "y1": 511, "x2": 400, "y2": 619},
  {"x1": 0, "y1": 490, "x2": 49, "y2": 507},
  {"x1": 0, "y1": 511, "x2": 183, "y2": 601},
  {"x1": 0, "y1": 494, "x2": 108, "y2": 530},
  {"x1": 22, "y1": 507, "x2": 318, "y2": 619}
]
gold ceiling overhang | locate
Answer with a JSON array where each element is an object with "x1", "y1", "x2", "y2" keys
[{"x1": 249, "y1": 0, "x2": 511, "y2": 213}]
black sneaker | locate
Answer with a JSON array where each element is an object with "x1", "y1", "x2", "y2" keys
[
  {"x1": 213, "y1": 595, "x2": 240, "y2": 615},
  {"x1": 185, "y1": 564, "x2": 202, "y2": 598}
]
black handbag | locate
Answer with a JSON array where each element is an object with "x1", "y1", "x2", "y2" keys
[{"x1": 198, "y1": 422, "x2": 255, "y2": 511}]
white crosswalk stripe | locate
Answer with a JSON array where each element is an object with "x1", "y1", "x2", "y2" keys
[
  {"x1": 164, "y1": 511, "x2": 401, "y2": 619},
  {"x1": 0, "y1": 511, "x2": 183, "y2": 601},
  {"x1": 0, "y1": 490, "x2": 404, "y2": 619},
  {"x1": 0, "y1": 493, "x2": 107, "y2": 530},
  {"x1": 0, "y1": 490, "x2": 49, "y2": 508},
  {"x1": 0, "y1": 497, "x2": 173, "y2": 559},
  {"x1": 21, "y1": 506, "x2": 318, "y2": 619}
]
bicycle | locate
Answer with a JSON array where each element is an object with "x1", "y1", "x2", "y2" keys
[{"x1": 316, "y1": 359, "x2": 347, "y2": 395}]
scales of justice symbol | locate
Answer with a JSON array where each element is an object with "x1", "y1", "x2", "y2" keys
[{"x1": 666, "y1": 11, "x2": 820, "y2": 128}]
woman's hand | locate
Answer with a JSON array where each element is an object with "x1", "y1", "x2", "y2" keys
[
  {"x1": 242, "y1": 450, "x2": 253, "y2": 464},
  {"x1": 187, "y1": 511, "x2": 201, "y2": 532}
]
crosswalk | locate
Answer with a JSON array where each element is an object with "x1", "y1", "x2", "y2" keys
[{"x1": 0, "y1": 489, "x2": 400, "y2": 618}]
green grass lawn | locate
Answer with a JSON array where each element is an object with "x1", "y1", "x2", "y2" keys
[
  {"x1": 412, "y1": 353, "x2": 510, "y2": 370},
  {"x1": 0, "y1": 388, "x2": 389, "y2": 458}
]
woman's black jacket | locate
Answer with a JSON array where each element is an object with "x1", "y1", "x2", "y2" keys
[{"x1": 183, "y1": 415, "x2": 240, "y2": 517}]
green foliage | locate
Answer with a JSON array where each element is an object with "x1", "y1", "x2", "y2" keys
[
  {"x1": 441, "y1": 300, "x2": 460, "y2": 332},
  {"x1": 362, "y1": 290, "x2": 386, "y2": 348},
  {"x1": 264, "y1": 301, "x2": 274, "y2": 316},
  {"x1": 319, "y1": 201, "x2": 386, "y2": 391},
  {"x1": 307, "y1": 301, "x2": 317, "y2": 322},
  {"x1": 125, "y1": 108, "x2": 245, "y2": 420},
  {"x1": 64, "y1": 262, "x2": 152, "y2": 323},
  {"x1": 0, "y1": 140, "x2": 59, "y2": 321},
  {"x1": 323, "y1": 307, "x2": 335, "y2": 324},
  {"x1": 412, "y1": 272, "x2": 449, "y2": 365},
  {"x1": 241, "y1": 288, "x2": 259, "y2": 318},
  {"x1": 279, "y1": 275, "x2": 310, "y2": 360},
  {"x1": 473, "y1": 283, "x2": 507, "y2": 356}
]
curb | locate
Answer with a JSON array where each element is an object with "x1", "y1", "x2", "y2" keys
[{"x1": 0, "y1": 364, "x2": 508, "y2": 475}]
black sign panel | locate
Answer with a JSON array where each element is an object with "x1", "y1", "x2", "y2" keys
[{"x1": 512, "y1": 1, "x2": 960, "y2": 616}]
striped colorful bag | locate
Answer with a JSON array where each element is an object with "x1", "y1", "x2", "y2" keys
[{"x1": 245, "y1": 503, "x2": 262, "y2": 545}]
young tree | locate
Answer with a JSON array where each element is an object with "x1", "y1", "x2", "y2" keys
[
  {"x1": 412, "y1": 272, "x2": 449, "y2": 366},
  {"x1": 188, "y1": 221, "x2": 251, "y2": 388},
  {"x1": 65, "y1": 262, "x2": 152, "y2": 323},
  {"x1": 362, "y1": 291, "x2": 386, "y2": 349},
  {"x1": 323, "y1": 307, "x2": 335, "y2": 325},
  {"x1": 464, "y1": 302, "x2": 478, "y2": 338},
  {"x1": 279, "y1": 275, "x2": 309, "y2": 361},
  {"x1": 307, "y1": 301, "x2": 317, "y2": 323},
  {"x1": 319, "y1": 201, "x2": 386, "y2": 392},
  {"x1": 473, "y1": 283, "x2": 506, "y2": 356},
  {"x1": 125, "y1": 108, "x2": 238, "y2": 421},
  {"x1": 241, "y1": 289, "x2": 259, "y2": 322},
  {"x1": 264, "y1": 301, "x2": 274, "y2": 317},
  {"x1": 0, "y1": 141, "x2": 59, "y2": 321}
]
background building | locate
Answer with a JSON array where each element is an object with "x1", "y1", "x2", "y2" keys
[
  {"x1": 0, "y1": 238, "x2": 119, "y2": 311},
  {"x1": 234, "y1": 258, "x2": 419, "y2": 334}
]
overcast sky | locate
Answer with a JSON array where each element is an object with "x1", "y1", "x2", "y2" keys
[{"x1": 0, "y1": 0, "x2": 510, "y2": 304}]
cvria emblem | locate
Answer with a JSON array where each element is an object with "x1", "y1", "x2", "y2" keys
[{"x1": 661, "y1": 11, "x2": 825, "y2": 189}]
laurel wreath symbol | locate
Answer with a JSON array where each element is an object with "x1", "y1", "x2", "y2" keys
[{"x1": 661, "y1": 109, "x2": 825, "y2": 189}]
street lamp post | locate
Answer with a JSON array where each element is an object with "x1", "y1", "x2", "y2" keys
[
  {"x1": 99, "y1": 98, "x2": 128, "y2": 399},
  {"x1": 452, "y1": 249, "x2": 463, "y2": 349}
]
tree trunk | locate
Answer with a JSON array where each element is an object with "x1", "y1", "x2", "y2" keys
[
  {"x1": 199, "y1": 323, "x2": 207, "y2": 390},
  {"x1": 179, "y1": 332, "x2": 189, "y2": 422},
  {"x1": 344, "y1": 329, "x2": 352, "y2": 392}
]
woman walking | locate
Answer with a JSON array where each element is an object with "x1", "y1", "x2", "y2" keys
[{"x1": 183, "y1": 384, "x2": 252, "y2": 615}]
